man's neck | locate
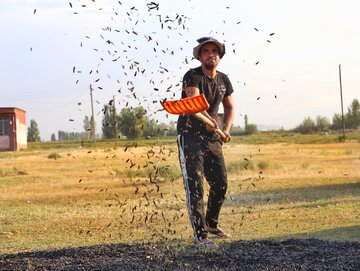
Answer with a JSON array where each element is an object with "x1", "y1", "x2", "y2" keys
[{"x1": 201, "y1": 65, "x2": 217, "y2": 79}]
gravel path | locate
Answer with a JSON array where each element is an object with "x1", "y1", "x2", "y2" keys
[{"x1": 1, "y1": 239, "x2": 359, "y2": 271}]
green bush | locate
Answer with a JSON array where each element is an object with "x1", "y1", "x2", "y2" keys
[
  {"x1": 12, "y1": 166, "x2": 28, "y2": 175},
  {"x1": 123, "y1": 168, "x2": 140, "y2": 179},
  {"x1": 16, "y1": 170, "x2": 28, "y2": 175},
  {"x1": 119, "y1": 164, "x2": 181, "y2": 182},
  {"x1": 227, "y1": 159, "x2": 254, "y2": 173},
  {"x1": 245, "y1": 124, "x2": 258, "y2": 135},
  {"x1": 157, "y1": 165, "x2": 181, "y2": 181},
  {"x1": 48, "y1": 153, "x2": 62, "y2": 160},
  {"x1": 257, "y1": 160, "x2": 269, "y2": 170}
]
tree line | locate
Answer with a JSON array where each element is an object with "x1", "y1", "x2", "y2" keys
[
  {"x1": 100, "y1": 103, "x2": 176, "y2": 140},
  {"x1": 27, "y1": 98, "x2": 360, "y2": 141},
  {"x1": 293, "y1": 98, "x2": 360, "y2": 134}
]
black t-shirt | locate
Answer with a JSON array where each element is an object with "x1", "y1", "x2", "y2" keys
[{"x1": 177, "y1": 66, "x2": 234, "y2": 138}]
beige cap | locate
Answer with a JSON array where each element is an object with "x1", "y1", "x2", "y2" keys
[{"x1": 193, "y1": 37, "x2": 225, "y2": 59}]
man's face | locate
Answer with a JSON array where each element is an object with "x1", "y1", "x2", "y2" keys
[{"x1": 198, "y1": 42, "x2": 220, "y2": 69}]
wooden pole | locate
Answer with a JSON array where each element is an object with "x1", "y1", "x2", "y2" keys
[
  {"x1": 338, "y1": 64, "x2": 346, "y2": 140},
  {"x1": 90, "y1": 84, "x2": 96, "y2": 145},
  {"x1": 113, "y1": 95, "x2": 117, "y2": 148}
]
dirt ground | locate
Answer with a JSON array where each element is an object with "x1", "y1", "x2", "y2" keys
[{"x1": 0, "y1": 238, "x2": 359, "y2": 271}]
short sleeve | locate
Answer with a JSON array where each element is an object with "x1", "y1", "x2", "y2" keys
[
  {"x1": 224, "y1": 75, "x2": 234, "y2": 97},
  {"x1": 182, "y1": 69, "x2": 201, "y2": 89}
]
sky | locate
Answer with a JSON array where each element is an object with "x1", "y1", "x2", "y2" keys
[{"x1": 1, "y1": 0, "x2": 359, "y2": 140}]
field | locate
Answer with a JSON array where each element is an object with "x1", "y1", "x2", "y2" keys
[{"x1": 0, "y1": 134, "x2": 359, "y2": 259}]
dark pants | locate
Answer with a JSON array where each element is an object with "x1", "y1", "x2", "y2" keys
[{"x1": 177, "y1": 134, "x2": 228, "y2": 241}]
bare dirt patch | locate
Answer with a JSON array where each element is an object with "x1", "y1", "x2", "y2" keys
[{"x1": 1, "y1": 238, "x2": 359, "y2": 271}]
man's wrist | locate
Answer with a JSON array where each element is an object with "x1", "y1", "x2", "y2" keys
[{"x1": 223, "y1": 128, "x2": 231, "y2": 134}]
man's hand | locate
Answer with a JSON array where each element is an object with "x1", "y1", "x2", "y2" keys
[
  {"x1": 205, "y1": 117, "x2": 232, "y2": 143},
  {"x1": 221, "y1": 130, "x2": 231, "y2": 143}
]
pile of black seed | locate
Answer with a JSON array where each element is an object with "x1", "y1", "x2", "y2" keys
[{"x1": 1, "y1": 239, "x2": 359, "y2": 271}]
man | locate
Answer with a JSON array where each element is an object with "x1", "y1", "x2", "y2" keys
[{"x1": 177, "y1": 37, "x2": 235, "y2": 248}]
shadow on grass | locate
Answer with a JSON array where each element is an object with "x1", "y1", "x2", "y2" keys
[{"x1": 227, "y1": 181, "x2": 360, "y2": 208}]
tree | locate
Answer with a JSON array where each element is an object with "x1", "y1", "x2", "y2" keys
[
  {"x1": 346, "y1": 98, "x2": 360, "y2": 129},
  {"x1": 229, "y1": 125, "x2": 244, "y2": 136},
  {"x1": 83, "y1": 116, "x2": 91, "y2": 132},
  {"x1": 330, "y1": 113, "x2": 344, "y2": 130},
  {"x1": 244, "y1": 115, "x2": 248, "y2": 128},
  {"x1": 83, "y1": 115, "x2": 93, "y2": 140},
  {"x1": 51, "y1": 133, "x2": 56, "y2": 141},
  {"x1": 330, "y1": 98, "x2": 359, "y2": 130},
  {"x1": 27, "y1": 119, "x2": 41, "y2": 142},
  {"x1": 166, "y1": 121, "x2": 177, "y2": 136},
  {"x1": 244, "y1": 115, "x2": 257, "y2": 135},
  {"x1": 315, "y1": 115, "x2": 330, "y2": 132},
  {"x1": 57, "y1": 131, "x2": 88, "y2": 141},
  {"x1": 143, "y1": 118, "x2": 159, "y2": 137},
  {"x1": 101, "y1": 103, "x2": 116, "y2": 139},
  {"x1": 118, "y1": 106, "x2": 149, "y2": 139},
  {"x1": 245, "y1": 124, "x2": 258, "y2": 135},
  {"x1": 294, "y1": 117, "x2": 316, "y2": 134}
]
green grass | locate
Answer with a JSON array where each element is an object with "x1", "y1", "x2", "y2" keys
[
  {"x1": 24, "y1": 137, "x2": 177, "y2": 151},
  {"x1": 230, "y1": 131, "x2": 360, "y2": 144},
  {"x1": 10, "y1": 131, "x2": 359, "y2": 154}
]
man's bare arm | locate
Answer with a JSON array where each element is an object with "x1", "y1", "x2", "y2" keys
[{"x1": 222, "y1": 95, "x2": 235, "y2": 141}]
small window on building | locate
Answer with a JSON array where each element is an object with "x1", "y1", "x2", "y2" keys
[{"x1": 0, "y1": 118, "x2": 9, "y2": 135}]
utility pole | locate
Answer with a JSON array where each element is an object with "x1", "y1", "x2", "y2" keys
[
  {"x1": 113, "y1": 95, "x2": 117, "y2": 148},
  {"x1": 90, "y1": 84, "x2": 96, "y2": 145},
  {"x1": 338, "y1": 64, "x2": 346, "y2": 140}
]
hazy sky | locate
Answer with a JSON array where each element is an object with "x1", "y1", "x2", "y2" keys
[{"x1": 1, "y1": 0, "x2": 359, "y2": 140}]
